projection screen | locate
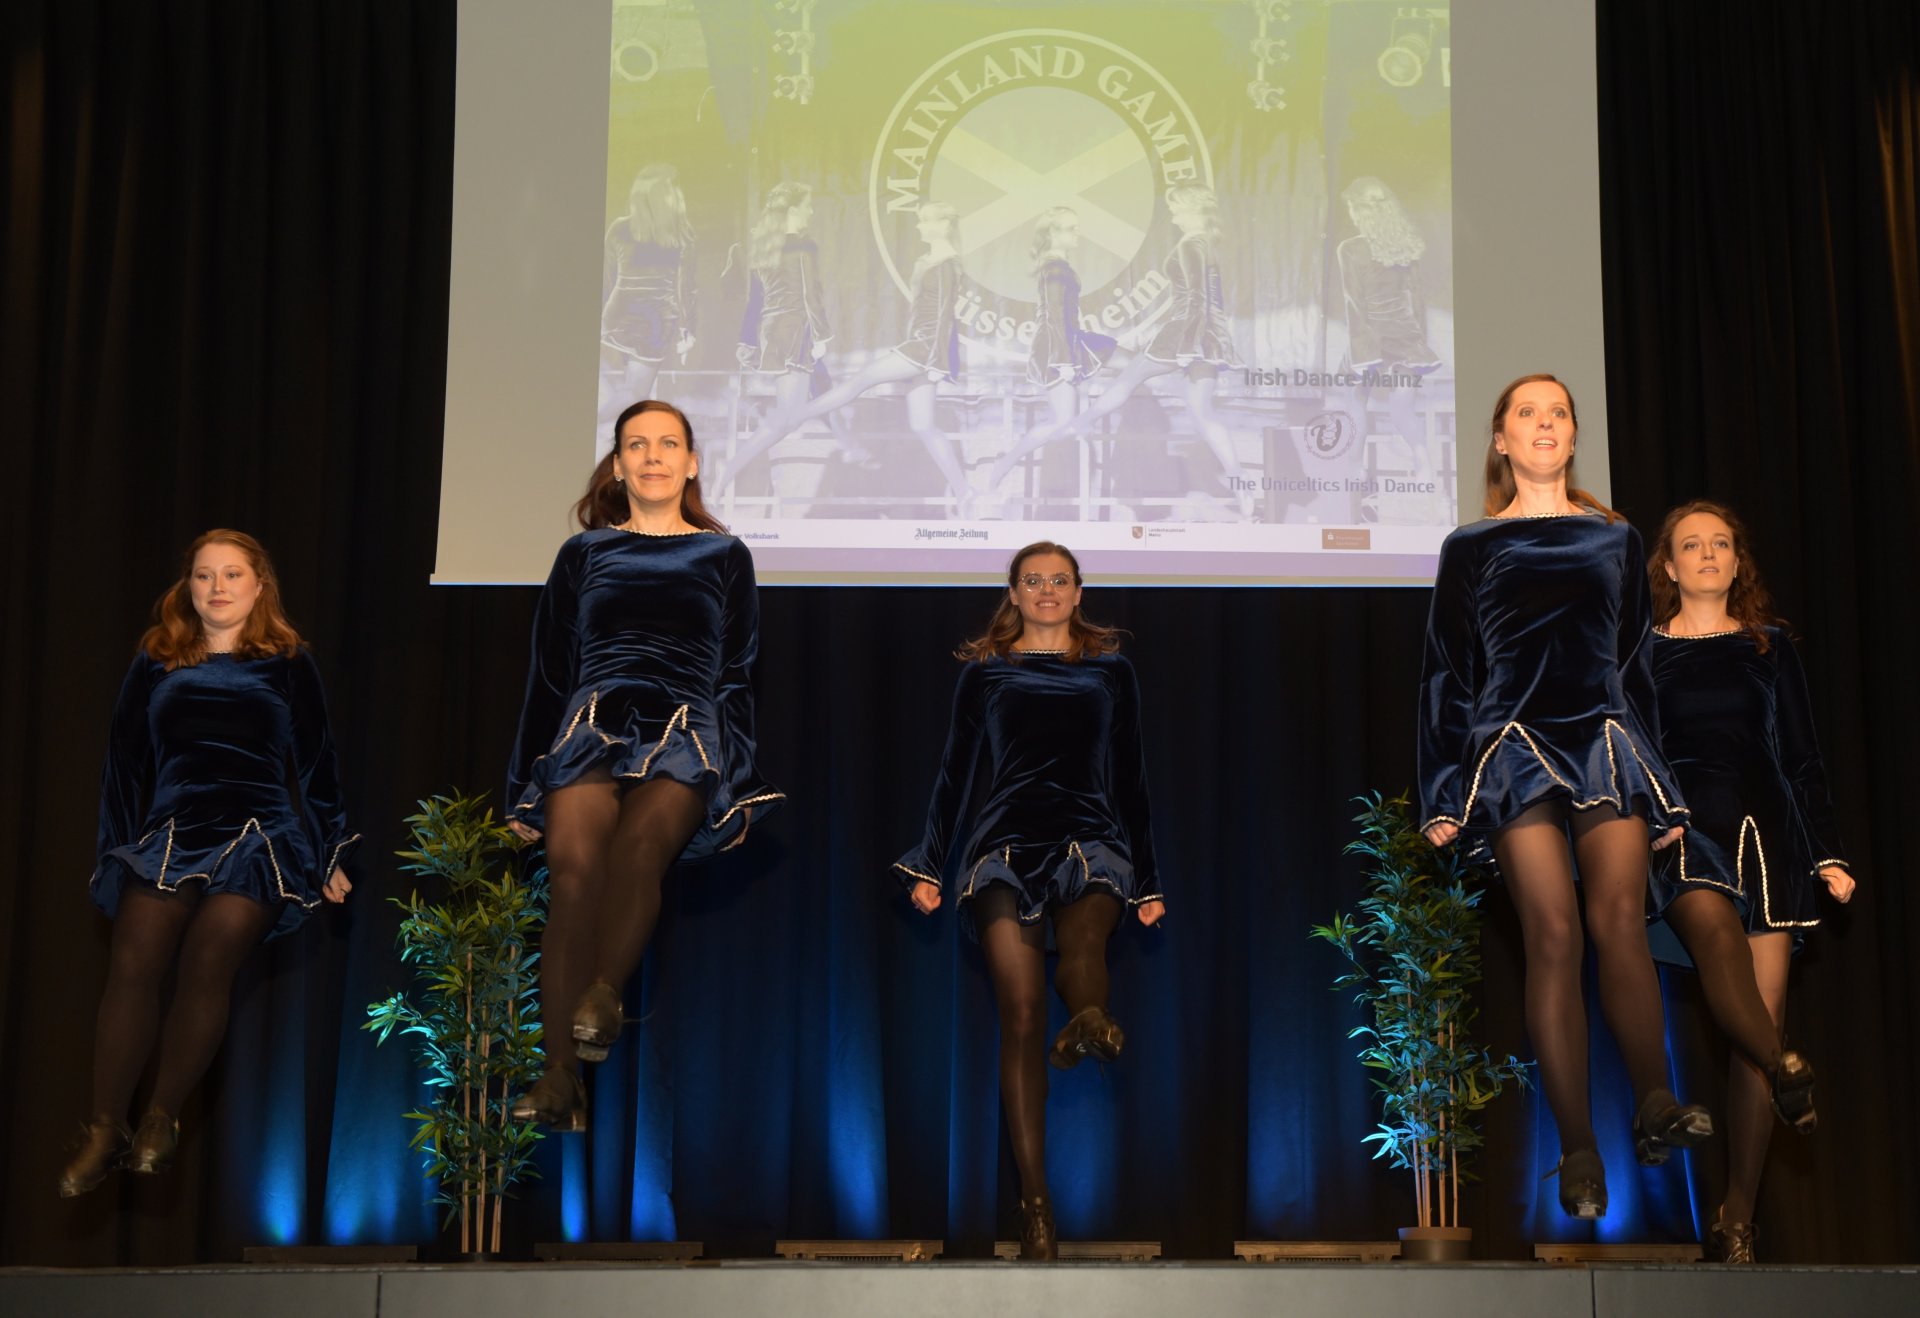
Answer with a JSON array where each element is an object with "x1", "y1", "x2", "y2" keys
[{"x1": 436, "y1": 0, "x2": 1609, "y2": 584}]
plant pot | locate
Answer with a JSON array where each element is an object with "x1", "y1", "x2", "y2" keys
[{"x1": 1397, "y1": 1226, "x2": 1471, "y2": 1262}]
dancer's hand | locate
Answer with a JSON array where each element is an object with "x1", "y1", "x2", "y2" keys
[
  {"x1": 1423, "y1": 821, "x2": 1459, "y2": 848},
  {"x1": 322, "y1": 867, "x2": 353, "y2": 903},
  {"x1": 910, "y1": 880, "x2": 941, "y2": 915},
  {"x1": 810, "y1": 339, "x2": 829, "y2": 361},
  {"x1": 1819, "y1": 865, "x2": 1855, "y2": 903},
  {"x1": 677, "y1": 331, "x2": 696, "y2": 358},
  {"x1": 1650, "y1": 825, "x2": 1683, "y2": 852},
  {"x1": 508, "y1": 820, "x2": 542, "y2": 844},
  {"x1": 735, "y1": 343, "x2": 755, "y2": 368},
  {"x1": 1137, "y1": 899, "x2": 1165, "y2": 927}
]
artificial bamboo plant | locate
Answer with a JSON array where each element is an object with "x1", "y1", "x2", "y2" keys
[
  {"x1": 366, "y1": 792, "x2": 548, "y2": 1255},
  {"x1": 1310, "y1": 791, "x2": 1532, "y2": 1231}
]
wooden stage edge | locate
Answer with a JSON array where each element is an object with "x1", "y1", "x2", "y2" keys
[{"x1": 4, "y1": 1260, "x2": 1918, "y2": 1318}]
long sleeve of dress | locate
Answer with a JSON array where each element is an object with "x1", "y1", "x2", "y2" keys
[
  {"x1": 1338, "y1": 240, "x2": 1379, "y2": 368},
  {"x1": 894, "y1": 664, "x2": 987, "y2": 889},
  {"x1": 1615, "y1": 526, "x2": 1669, "y2": 776},
  {"x1": 677, "y1": 244, "x2": 697, "y2": 340},
  {"x1": 927, "y1": 259, "x2": 960, "y2": 379},
  {"x1": 1417, "y1": 534, "x2": 1481, "y2": 831},
  {"x1": 799, "y1": 244, "x2": 832, "y2": 344},
  {"x1": 1773, "y1": 636, "x2": 1849, "y2": 871},
  {"x1": 739, "y1": 273, "x2": 765, "y2": 348},
  {"x1": 289, "y1": 648, "x2": 360, "y2": 875},
  {"x1": 95, "y1": 655, "x2": 156, "y2": 868},
  {"x1": 506, "y1": 538, "x2": 585, "y2": 819},
  {"x1": 713, "y1": 537, "x2": 779, "y2": 835},
  {"x1": 1033, "y1": 265, "x2": 1074, "y2": 380},
  {"x1": 1112, "y1": 657, "x2": 1162, "y2": 905}
]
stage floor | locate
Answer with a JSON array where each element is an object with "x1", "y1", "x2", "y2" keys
[{"x1": 4, "y1": 1260, "x2": 1918, "y2": 1318}]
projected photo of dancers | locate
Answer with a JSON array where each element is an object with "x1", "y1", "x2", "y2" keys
[
  {"x1": 999, "y1": 186, "x2": 1252, "y2": 519},
  {"x1": 720, "y1": 201, "x2": 970, "y2": 517},
  {"x1": 732, "y1": 183, "x2": 878, "y2": 471},
  {"x1": 1336, "y1": 175, "x2": 1448, "y2": 522},
  {"x1": 598, "y1": 164, "x2": 696, "y2": 444},
  {"x1": 982, "y1": 207, "x2": 1128, "y2": 492}
]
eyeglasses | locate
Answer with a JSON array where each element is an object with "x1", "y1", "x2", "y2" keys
[{"x1": 1018, "y1": 574, "x2": 1074, "y2": 592}]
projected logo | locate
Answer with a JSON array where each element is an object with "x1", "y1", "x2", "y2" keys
[{"x1": 869, "y1": 30, "x2": 1213, "y2": 356}]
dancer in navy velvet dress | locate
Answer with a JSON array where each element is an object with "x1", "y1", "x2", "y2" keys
[
  {"x1": 61, "y1": 530, "x2": 356, "y2": 1197},
  {"x1": 982, "y1": 207, "x2": 1128, "y2": 492},
  {"x1": 1647, "y1": 500, "x2": 1851, "y2": 1262},
  {"x1": 507, "y1": 399, "x2": 783, "y2": 1130},
  {"x1": 598, "y1": 164, "x2": 696, "y2": 439},
  {"x1": 1003, "y1": 186, "x2": 1251, "y2": 516},
  {"x1": 896, "y1": 541, "x2": 1165, "y2": 1260},
  {"x1": 1417, "y1": 374, "x2": 1710, "y2": 1220}
]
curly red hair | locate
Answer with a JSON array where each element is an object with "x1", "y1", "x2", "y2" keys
[
  {"x1": 1647, "y1": 499, "x2": 1784, "y2": 653},
  {"x1": 139, "y1": 530, "x2": 304, "y2": 670}
]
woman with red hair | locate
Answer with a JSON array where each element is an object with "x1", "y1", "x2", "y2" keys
[
  {"x1": 60, "y1": 531, "x2": 356, "y2": 1197},
  {"x1": 1647, "y1": 500, "x2": 1848, "y2": 1262}
]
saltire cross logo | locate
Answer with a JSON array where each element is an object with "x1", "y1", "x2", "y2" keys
[{"x1": 869, "y1": 29, "x2": 1214, "y2": 357}]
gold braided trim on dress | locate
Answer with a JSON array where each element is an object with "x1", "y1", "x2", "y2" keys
[
  {"x1": 956, "y1": 841, "x2": 1142, "y2": 922},
  {"x1": 150, "y1": 817, "x2": 325, "y2": 909},
  {"x1": 1746, "y1": 816, "x2": 1821, "y2": 930},
  {"x1": 715, "y1": 791, "x2": 786, "y2": 848},
  {"x1": 1446, "y1": 718, "x2": 1690, "y2": 833},
  {"x1": 892, "y1": 862, "x2": 940, "y2": 888},
  {"x1": 630, "y1": 704, "x2": 714, "y2": 778}
]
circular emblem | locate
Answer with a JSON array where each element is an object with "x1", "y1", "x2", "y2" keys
[
  {"x1": 869, "y1": 30, "x2": 1213, "y2": 355},
  {"x1": 1303, "y1": 411, "x2": 1359, "y2": 461}
]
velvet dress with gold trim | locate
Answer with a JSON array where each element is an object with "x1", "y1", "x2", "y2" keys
[
  {"x1": 507, "y1": 529, "x2": 783, "y2": 860},
  {"x1": 1417, "y1": 514, "x2": 1690, "y2": 868},
  {"x1": 92, "y1": 650, "x2": 359, "y2": 938},
  {"x1": 893, "y1": 651, "x2": 1161, "y2": 933},
  {"x1": 1648, "y1": 626, "x2": 1848, "y2": 940}
]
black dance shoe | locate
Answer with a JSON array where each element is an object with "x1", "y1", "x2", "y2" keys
[
  {"x1": 571, "y1": 980, "x2": 624, "y2": 1064},
  {"x1": 1018, "y1": 1194, "x2": 1058, "y2": 1262},
  {"x1": 1705, "y1": 1208, "x2": 1757, "y2": 1264},
  {"x1": 1771, "y1": 1050, "x2": 1817, "y2": 1134},
  {"x1": 1048, "y1": 1006, "x2": 1125, "y2": 1071},
  {"x1": 57, "y1": 1118, "x2": 131, "y2": 1198},
  {"x1": 509, "y1": 1068, "x2": 587, "y2": 1133},
  {"x1": 1633, "y1": 1090, "x2": 1714, "y2": 1166},
  {"x1": 126, "y1": 1108, "x2": 178, "y2": 1175},
  {"x1": 1549, "y1": 1147, "x2": 1607, "y2": 1220}
]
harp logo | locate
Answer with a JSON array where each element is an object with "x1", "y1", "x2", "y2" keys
[{"x1": 869, "y1": 29, "x2": 1213, "y2": 353}]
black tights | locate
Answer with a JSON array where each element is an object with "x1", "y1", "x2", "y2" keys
[
  {"x1": 537, "y1": 772, "x2": 705, "y2": 1072},
  {"x1": 1662, "y1": 891, "x2": 1784, "y2": 1073},
  {"x1": 976, "y1": 886, "x2": 1123, "y2": 1200},
  {"x1": 1495, "y1": 804, "x2": 1674, "y2": 1155},
  {"x1": 90, "y1": 883, "x2": 279, "y2": 1122}
]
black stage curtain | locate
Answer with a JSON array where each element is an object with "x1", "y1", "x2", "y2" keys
[{"x1": 1, "y1": 0, "x2": 1915, "y2": 1266}]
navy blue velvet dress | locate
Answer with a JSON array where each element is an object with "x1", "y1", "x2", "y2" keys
[
  {"x1": 1417, "y1": 514, "x2": 1691, "y2": 868},
  {"x1": 506, "y1": 529, "x2": 783, "y2": 860},
  {"x1": 1648, "y1": 626, "x2": 1849, "y2": 939},
  {"x1": 894, "y1": 651, "x2": 1162, "y2": 933},
  {"x1": 92, "y1": 650, "x2": 358, "y2": 938}
]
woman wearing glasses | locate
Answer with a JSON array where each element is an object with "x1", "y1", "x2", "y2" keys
[{"x1": 894, "y1": 541, "x2": 1164, "y2": 1261}]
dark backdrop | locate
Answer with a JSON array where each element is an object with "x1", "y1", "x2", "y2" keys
[{"x1": 2, "y1": 0, "x2": 1915, "y2": 1265}]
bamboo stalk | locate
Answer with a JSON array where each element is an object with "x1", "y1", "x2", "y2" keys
[
  {"x1": 1448, "y1": 1021, "x2": 1459, "y2": 1229},
  {"x1": 465, "y1": 949, "x2": 476, "y2": 1255}
]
